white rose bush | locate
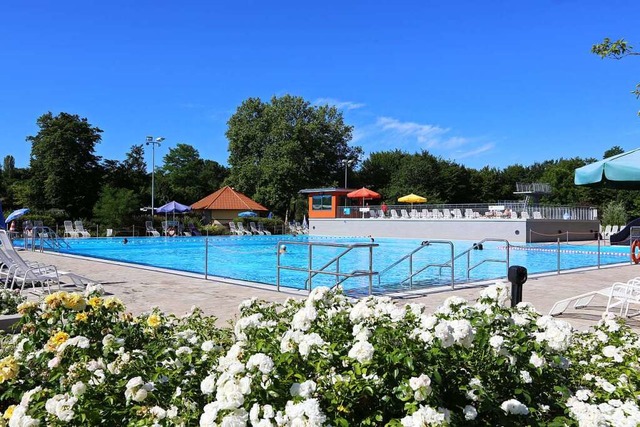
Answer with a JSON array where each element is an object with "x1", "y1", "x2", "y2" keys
[
  {"x1": 0, "y1": 282, "x2": 639, "y2": 426},
  {"x1": 0, "y1": 289, "x2": 25, "y2": 316}
]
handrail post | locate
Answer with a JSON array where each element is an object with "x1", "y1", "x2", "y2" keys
[
  {"x1": 369, "y1": 244, "x2": 374, "y2": 295},
  {"x1": 276, "y1": 245, "x2": 281, "y2": 292},
  {"x1": 557, "y1": 238, "x2": 560, "y2": 274},
  {"x1": 450, "y1": 242, "x2": 455, "y2": 289},
  {"x1": 204, "y1": 238, "x2": 209, "y2": 280},
  {"x1": 409, "y1": 254, "x2": 413, "y2": 289},
  {"x1": 566, "y1": 231, "x2": 569, "y2": 243},
  {"x1": 308, "y1": 245, "x2": 313, "y2": 292},
  {"x1": 336, "y1": 258, "x2": 340, "y2": 286},
  {"x1": 597, "y1": 234, "x2": 601, "y2": 269},
  {"x1": 466, "y1": 251, "x2": 470, "y2": 280}
]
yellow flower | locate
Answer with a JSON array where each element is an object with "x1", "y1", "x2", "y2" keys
[
  {"x1": 103, "y1": 297, "x2": 123, "y2": 310},
  {"x1": 88, "y1": 296, "x2": 103, "y2": 308},
  {"x1": 0, "y1": 357, "x2": 19, "y2": 383},
  {"x1": 75, "y1": 312, "x2": 89, "y2": 322},
  {"x1": 3, "y1": 405, "x2": 15, "y2": 420},
  {"x1": 63, "y1": 293, "x2": 87, "y2": 311},
  {"x1": 45, "y1": 292, "x2": 68, "y2": 308},
  {"x1": 46, "y1": 331, "x2": 70, "y2": 351},
  {"x1": 17, "y1": 301, "x2": 38, "y2": 315},
  {"x1": 147, "y1": 313, "x2": 161, "y2": 328},
  {"x1": 337, "y1": 404, "x2": 349, "y2": 413}
]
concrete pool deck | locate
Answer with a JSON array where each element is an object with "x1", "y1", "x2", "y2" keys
[{"x1": 20, "y1": 250, "x2": 640, "y2": 331}]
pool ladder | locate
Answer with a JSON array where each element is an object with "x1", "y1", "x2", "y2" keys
[
  {"x1": 275, "y1": 240, "x2": 379, "y2": 294},
  {"x1": 378, "y1": 238, "x2": 511, "y2": 290},
  {"x1": 26, "y1": 226, "x2": 71, "y2": 252}
]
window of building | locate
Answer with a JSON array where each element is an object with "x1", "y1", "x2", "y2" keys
[{"x1": 311, "y1": 195, "x2": 332, "y2": 210}]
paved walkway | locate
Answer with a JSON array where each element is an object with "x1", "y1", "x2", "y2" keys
[{"x1": 21, "y1": 251, "x2": 640, "y2": 331}]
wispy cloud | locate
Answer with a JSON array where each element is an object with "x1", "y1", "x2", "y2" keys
[
  {"x1": 359, "y1": 116, "x2": 495, "y2": 162},
  {"x1": 453, "y1": 143, "x2": 495, "y2": 159},
  {"x1": 314, "y1": 97, "x2": 366, "y2": 111},
  {"x1": 376, "y1": 117, "x2": 449, "y2": 147}
]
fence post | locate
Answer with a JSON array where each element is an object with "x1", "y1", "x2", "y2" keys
[
  {"x1": 566, "y1": 231, "x2": 569, "y2": 243},
  {"x1": 204, "y1": 238, "x2": 209, "y2": 280},
  {"x1": 557, "y1": 238, "x2": 561, "y2": 274},
  {"x1": 597, "y1": 234, "x2": 601, "y2": 269}
]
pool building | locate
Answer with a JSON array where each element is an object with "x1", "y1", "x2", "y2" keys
[{"x1": 299, "y1": 188, "x2": 601, "y2": 243}]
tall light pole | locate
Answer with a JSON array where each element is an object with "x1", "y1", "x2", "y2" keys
[
  {"x1": 342, "y1": 159, "x2": 355, "y2": 189},
  {"x1": 146, "y1": 136, "x2": 165, "y2": 224}
]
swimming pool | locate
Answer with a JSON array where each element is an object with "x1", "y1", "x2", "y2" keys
[{"x1": 51, "y1": 235, "x2": 630, "y2": 293}]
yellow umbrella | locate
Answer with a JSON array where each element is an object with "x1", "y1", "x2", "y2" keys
[{"x1": 398, "y1": 193, "x2": 427, "y2": 204}]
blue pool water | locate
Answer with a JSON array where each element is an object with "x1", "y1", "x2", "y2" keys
[{"x1": 52, "y1": 235, "x2": 630, "y2": 293}]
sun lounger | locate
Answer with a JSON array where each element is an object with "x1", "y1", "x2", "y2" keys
[
  {"x1": 74, "y1": 221, "x2": 91, "y2": 238},
  {"x1": 391, "y1": 210, "x2": 401, "y2": 219},
  {"x1": 236, "y1": 222, "x2": 252, "y2": 235},
  {"x1": 401, "y1": 209, "x2": 411, "y2": 219},
  {"x1": 549, "y1": 280, "x2": 639, "y2": 316},
  {"x1": 257, "y1": 223, "x2": 271, "y2": 235},
  {"x1": 146, "y1": 221, "x2": 161, "y2": 237},
  {"x1": 250, "y1": 222, "x2": 263, "y2": 235},
  {"x1": 64, "y1": 221, "x2": 80, "y2": 238}
]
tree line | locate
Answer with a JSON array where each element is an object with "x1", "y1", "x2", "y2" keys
[{"x1": 0, "y1": 97, "x2": 638, "y2": 229}]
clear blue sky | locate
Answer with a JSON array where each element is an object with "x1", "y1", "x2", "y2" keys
[{"x1": 2, "y1": 0, "x2": 639, "y2": 171}]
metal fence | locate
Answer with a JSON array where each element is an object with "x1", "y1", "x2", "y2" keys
[{"x1": 336, "y1": 203, "x2": 598, "y2": 221}]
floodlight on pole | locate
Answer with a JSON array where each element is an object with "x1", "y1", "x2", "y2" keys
[
  {"x1": 145, "y1": 136, "x2": 165, "y2": 224},
  {"x1": 342, "y1": 159, "x2": 355, "y2": 189}
]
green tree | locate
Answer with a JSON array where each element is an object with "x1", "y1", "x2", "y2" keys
[
  {"x1": 603, "y1": 145, "x2": 624, "y2": 158},
  {"x1": 27, "y1": 112, "x2": 103, "y2": 217},
  {"x1": 226, "y1": 95, "x2": 360, "y2": 214},
  {"x1": 592, "y1": 37, "x2": 640, "y2": 115},
  {"x1": 92, "y1": 186, "x2": 140, "y2": 228},
  {"x1": 159, "y1": 143, "x2": 227, "y2": 204},
  {"x1": 102, "y1": 145, "x2": 148, "y2": 193},
  {"x1": 3, "y1": 155, "x2": 15, "y2": 180}
]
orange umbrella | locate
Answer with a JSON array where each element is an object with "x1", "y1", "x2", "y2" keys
[
  {"x1": 347, "y1": 187, "x2": 381, "y2": 204},
  {"x1": 347, "y1": 187, "x2": 381, "y2": 218}
]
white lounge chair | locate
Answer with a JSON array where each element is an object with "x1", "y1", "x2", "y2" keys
[
  {"x1": 452, "y1": 209, "x2": 463, "y2": 219},
  {"x1": 257, "y1": 223, "x2": 271, "y2": 235},
  {"x1": 511, "y1": 211, "x2": 518, "y2": 219},
  {"x1": 146, "y1": 221, "x2": 160, "y2": 237},
  {"x1": 520, "y1": 212, "x2": 530, "y2": 220},
  {"x1": 607, "y1": 281, "x2": 640, "y2": 317},
  {"x1": 401, "y1": 209, "x2": 411, "y2": 219},
  {"x1": 442, "y1": 209, "x2": 452, "y2": 219},
  {"x1": 422, "y1": 208, "x2": 431, "y2": 219},
  {"x1": 236, "y1": 222, "x2": 252, "y2": 235},
  {"x1": 391, "y1": 210, "x2": 401, "y2": 219},
  {"x1": 228, "y1": 222, "x2": 241, "y2": 235},
  {"x1": 432, "y1": 209, "x2": 442, "y2": 219},
  {"x1": 0, "y1": 230, "x2": 60, "y2": 293},
  {"x1": 532, "y1": 211, "x2": 543, "y2": 219},
  {"x1": 63, "y1": 221, "x2": 80, "y2": 238},
  {"x1": 549, "y1": 280, "x2": 638, "y2": 316},
  {"x1": 74, "y1": 221, "x2": 91, "y2": 238},
  {"x1": 250, "y1": 222, "x2": 263, "y2": 235}
]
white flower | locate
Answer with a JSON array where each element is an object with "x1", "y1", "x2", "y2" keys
[
  {"x1": 489, "y1": 335, "x2": 504, "y2": 349},
  {"x1": 45, "y1": 393, "x2": 77, "y2": 422},
  {"x1": 434, "y1": 322, "x2": 454, "y2": 348},
  {"x1": 401, "y1": 405, "x2": 450, "y2": 426},
  {"x1": 48, "y1": 356, "x2": 60, "y2": 368},
  {"x1": 200, "y1": 374, "x2": 217, "y2": 395},
  {"x1": 463, "y1": 405, "x2": 478, "y2": 420},
  {"x1": 520, "y1": 370, "x2": 532, "y2": 384},
  {"x1": 246, "y1": 353, "x2": 274, "y2": 374},
  {"x1": 290, "y1": 380, "x2": 317, "y2": 398},
  {"x1": 292, "y1": 305, "x2": 317, "y2": 331},
  {"x1": 124, "y1": 376, "x2": 155, "y2": 403},
  {"x1": 150, "y1": 406, "x2": 167, "y2": 420},
  {"x1": 176, "y1": 346, "x2": 193, "y2": 356},
  {"x1": 348, "y1": 340, "x2": 374, "y2": 363},
  {"x1": 409, "y1": 374, "x2": 432, "y2": 401},
  {"x1": 575, "y1": 389, "x2": 593, "y2": 401},
  {"x1": 500, "y1": 399, "x2": 529, "y2": 415},
  {"x1": 529, "y1": 352, "x2": 545, "y2": 368},
  {"x1": 71, "y1": 382, "x2": 86, "y2": 397},
  {"x1": 602, "y1": 345, "x2": 624, "y2": 363}
]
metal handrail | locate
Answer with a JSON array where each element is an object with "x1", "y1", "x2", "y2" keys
[
  {"x1": 456, "y1": 238, "x2": 510, "y2": 280},
  {"x1": 28, "y1": 226, "x2": 71, "y2": 251},
  {"x1": 378, "y1": 240, "x2": 455, "y2": 289},
  {"x1": 276, "y1": 240, "x2": 379, "y2": 294}
]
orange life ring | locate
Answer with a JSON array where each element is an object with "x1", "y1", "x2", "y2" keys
[
  {"x1": 631, "y1": 240, "x2": 640, "y2": 264},
  {"x1": 168, "y1": 227, "x2": 176, "y2": 237}
]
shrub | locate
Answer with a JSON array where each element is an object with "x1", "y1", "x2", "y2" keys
[
  {"x1": 601, "y1": 201, "x2": 627, "y2": 226},
  {"x1": 1, "y1": 284, "x2": 639, "y2": 426},
  {"x1": 201, "y1": 224, "x2": 230, "y2": 235}
]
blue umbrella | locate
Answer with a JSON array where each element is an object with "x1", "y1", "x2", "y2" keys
[
  {"x1": 238, "y1": 211, "x2": 257, "y2": 218},
  {"x1": 155, "y1": 201, "x2": 191, "y2": 213},
  {"x1": 5, "y1": 208, "x2": 29, "y2": 224}
]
